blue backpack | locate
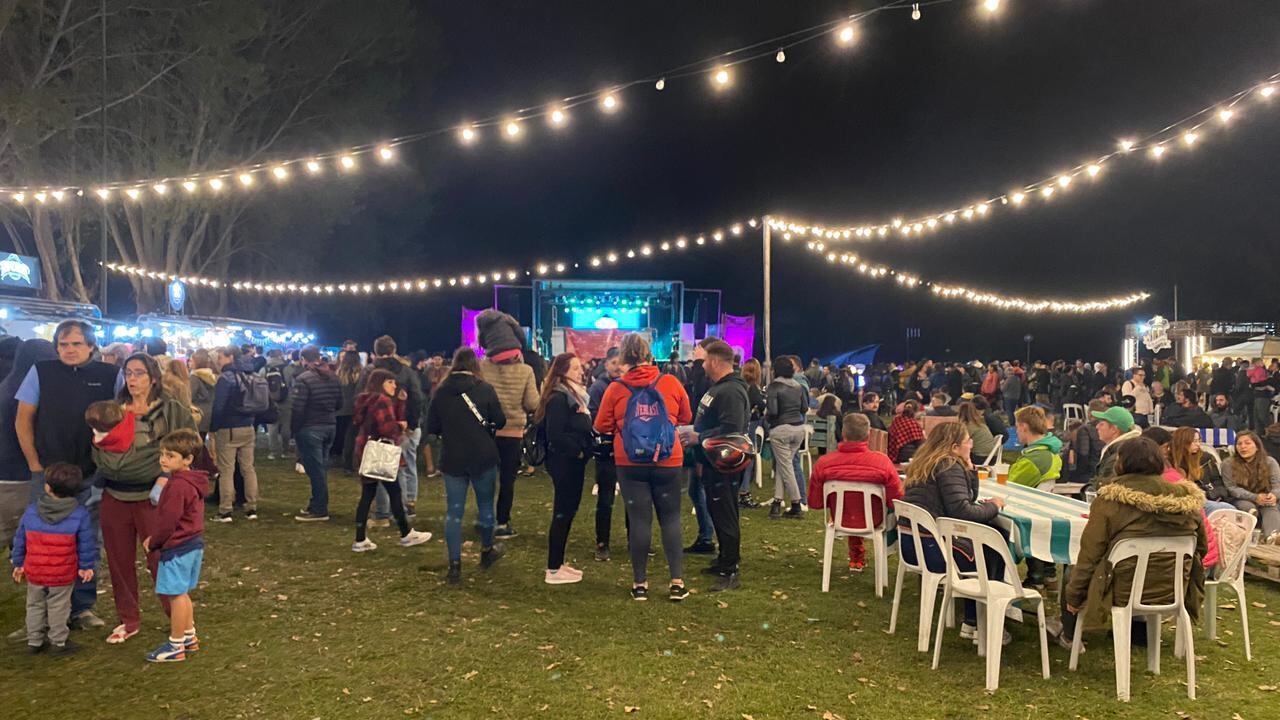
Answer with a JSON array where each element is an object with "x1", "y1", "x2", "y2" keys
[{"x1": 621, "y1": 378, "x2": 676, "y2": 464}]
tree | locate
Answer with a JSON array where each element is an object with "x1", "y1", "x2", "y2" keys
[{"x1": 0, "y1": 0, "x2": 416, "y2": 313}]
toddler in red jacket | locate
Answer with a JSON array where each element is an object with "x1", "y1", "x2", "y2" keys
[
  {"x1": 142, "y1": 429, "x2": 208, "y2": 663},
  {"x1": 10, "y1": 463, "x2": 96, "y2": 655},
  {"x1": 808, "y1": 413, "x2": 903, "y2": 571}
]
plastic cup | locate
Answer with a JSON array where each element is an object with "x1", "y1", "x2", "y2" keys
[
  {"x1": 996, "y1": 472, "x2": 1008, "y2": 485},
  {"x1": 977, "y1": 468, "x2": 989, "y2": 481}
]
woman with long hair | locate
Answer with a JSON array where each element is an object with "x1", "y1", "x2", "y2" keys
[
  {"x1": 887, "y1": 400, "x2": 925, "y2": 463},
  {"x1": 426, "y1": 347, "x2": 507, "y2": 585},
  {"x1": 958, "y1": 401, "x2": 996, "y2": 464},
  {"x1": 350, "y1": 369, "x2": 432, "y2": 553},
  {"x1": 95, "y1": 352, "x2": 198, "y2": 645},
  {"x1": 899, "y1": 422, "x2": 1008, "y2": 642},
  {"x1": 1168, "y1": 426, "x2": 1234, "y2": 514},
  {"x1": 533, "y1": 353, "x2": 594, "y2": 585},
  {"x1": 765, "y1": 356, "x2": 809, "y2": 519},
  {"x1": 594, "y1": 332, "x2": 693, "y2": 601},
  {"x1": 1222, "y1": 431, "x2": 1280, "y2": 543},
  {"x1": 737, "y1": 358, "x2": 765, "y2": 507},
  {"x1": 335, "y1": 349, "x2": 364, "y2": 472},
  {"x1": 187, "y1": 349, "x2": 217, "y2": 437}
]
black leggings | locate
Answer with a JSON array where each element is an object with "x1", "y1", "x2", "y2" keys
[
  {"x1": 355, "y1": 481, "x2": 410, "y2": 541},
  {"x1": 495, "y1": 436, "x2": 523, "y2": 525},
  {"x1": 547, "y1": 453, "x2": 587, "y2": 570},
  {"x1": 617, "y1": 466, "x2": 684, "y2": 585},
  {"x1": 595, "y1": 459, "x2": 630, "y2": 547}
]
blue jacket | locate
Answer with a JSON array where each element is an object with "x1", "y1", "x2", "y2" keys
[
  {"x1": 210, "y1": 356, "x2": 258, "y2": 431},
  {"x1": 11, "y1": 497, "x2": 96, "y2": 587}
]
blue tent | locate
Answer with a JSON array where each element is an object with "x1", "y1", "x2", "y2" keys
[{"x1": 824, "y1": 344, "x2": 880, "y2": 369}]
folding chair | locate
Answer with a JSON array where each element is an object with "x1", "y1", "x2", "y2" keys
[
  {"x1": 889, "y1": 501, "x2": 951, "y2": 652},
  {"x1": 1205, "y1": 509, "x2": 1257, "y2": 660},
  {"x1": 753, "y1": 425, "x2": 766, "y2": 488},
  {"x1": 1067, "y1": 536, "x2": 1198, "y2": 701},
  {"x1": 931, "y1": 519, "x2": 1051, "y2": 693},
  {"x1": 820, "y1": 481, "x2": 892, "y2": 597},
  {"x1": 1062, "y1": 403, "x2": 1085, "y2": 426}
]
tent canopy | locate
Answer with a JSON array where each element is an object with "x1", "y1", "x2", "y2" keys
[{"x1": 1199, "y1": 335, "x2": 1280, "y2": 361}]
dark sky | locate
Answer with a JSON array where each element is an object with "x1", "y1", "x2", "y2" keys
[{"x1": 306, "y1": 0, "x2": 1280, "y2": 363}]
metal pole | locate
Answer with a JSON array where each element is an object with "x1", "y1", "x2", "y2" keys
[
  {"x1": 98, "y1": 0, "x2": 108, "y2": 313},
  {"x1": 762, "y1": 216, "x2": 772, "y2": 370},
  {"x1": 1173, "y1": 283, "x2": 1179, "y2": 322}
]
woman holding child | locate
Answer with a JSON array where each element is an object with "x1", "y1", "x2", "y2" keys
[{"x1": 89, "y1": 352, "x2": 197, "y2": 645}]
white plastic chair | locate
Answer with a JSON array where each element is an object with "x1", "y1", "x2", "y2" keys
[
  {"x1": 800, "y1": 424, "x2": 815, "y2": 479},
  {"x1": 1205, "y1": 509, "x2": 1257, "y2": 660},
  {"x1": 753, "y1": 425, "x2": 766, "y2": 488},
  {"x1": 889, "y1": 501, "x2": 952, "y2": 652},
  {"x1": 1062, "y1": 403, "x2": 1085, "y2": 425},
  {"x1": 1067, "y1": 536, "x2": 1198, "y2": 701},
  {"x1": 820, "y1": 481, "x2": 891, "y2": 597},
  {"x1": 931, "y1": 518, "x2": 1051, "y2": 693},
  {"x1": 979, "y1": 436, "x2": 1003, "y2": 467}
]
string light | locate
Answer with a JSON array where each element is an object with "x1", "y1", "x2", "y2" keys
[
  {"x1": 305, "y1": 160, "x2": 323, "y2": 174},
  {"x1": 458, "y1": 126, "x2": 479, "y2": 145},
  {"x1": 504, "y1": 120, "x2": 522, "y2": 139},
  {"x1": 549, "y1": 108, "x2": 568, "y2": 127},
  {"x1": 836, "y1": 24, "x2": 857, "y2": 46},
  {"x1": 712, "y1": 67, "x2": 732, "y2": 89},
  {"x1": 983, "y1": 0, "x2": 1001, "y2": 12},
  {"x1": 775, "y1": 49, "x2": 786, "y2": 63},
  {"x1": 182, "y1": 181, "x2": 198, "y2": 193},
  {"x1": 655, "y1": 78, "x2": 666, "y2": 91},
  {"x1": 764, "y1": 73, "x2": 1280, "y2": 245},
  {"x1": 238, "y1": 173, "x2": 254, "y2": 187},
  {"x1": 208, "y1": 178, "x2": 224, "y2": 192},
  {"x1": 339, "y1": 155, "x2": 356, "y2": 170},
  {"x1": 600, "y1": 93, "x2": 620, "y2": 113},
  {"x1": 377, "y1": 146, "x2": 395, "y2": 161}
]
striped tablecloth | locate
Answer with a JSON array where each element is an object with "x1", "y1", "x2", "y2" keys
[{"x1": 978, "y1": 481, "x2": 1091, "y2": 565}]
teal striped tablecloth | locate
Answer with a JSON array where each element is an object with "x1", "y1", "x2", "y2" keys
[{"x1": 978, "y1": 481, "x2": 1091, "y2": 565}]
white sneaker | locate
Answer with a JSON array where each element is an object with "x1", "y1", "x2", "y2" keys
[
  {"x1": 351, "y1": 539, "x2": 378, "y2": 553},
  {"x1": 960, "y1": 623, "x2": 1011, "y2": 646},
  {"x1": 545, "y1": 567, "x2": 583, "y2": 585},
  {"x1": 560, "y1": 564, "x2": 584, "y2": 578},
  {"x1": 398, "y1": 530, "x2": 432, "y2": 548},
  {"x1": 295, "y1": 462, "x2": 306, "y2": 475}
]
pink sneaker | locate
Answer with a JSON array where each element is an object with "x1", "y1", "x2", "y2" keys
[{"x1": 545, "y1": 567, "x2": 583, "y2": 585}]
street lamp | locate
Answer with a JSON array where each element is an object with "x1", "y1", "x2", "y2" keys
[{"x1": 1024, "y1": 334, "x2": 1034, "y2": 367}]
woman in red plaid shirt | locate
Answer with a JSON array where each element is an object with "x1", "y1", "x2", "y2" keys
[
  {"x1": 351, "y1": 369, "x2": 432, "y2": 552},
  {"x1": 887, "y1": 400, "x2": 925, "y2": 463}
]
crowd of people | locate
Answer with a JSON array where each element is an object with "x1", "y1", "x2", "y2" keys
[{"x1": 2, "y1": 316, "x2": 1276, "y2": 669}]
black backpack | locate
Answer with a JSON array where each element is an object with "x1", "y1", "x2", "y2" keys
[
  {"x1": 264, "y1": 365, "x2": 289, "y2": 404},
  {"x1": 233, "y1": 371, "x2": 272, "y2": 417}
]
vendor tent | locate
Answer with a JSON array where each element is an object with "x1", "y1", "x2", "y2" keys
[{"x1": 1199, "y1": 335, "x2": 1280, "y2": 362}]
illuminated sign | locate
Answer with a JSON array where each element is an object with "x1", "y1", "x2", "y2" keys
[
  {"x1": 0, "y1": 253, "x2": 40, "y2": 290},
  {"x1": 168, "y1": 280, "x2": 187, "y2": 313},
  {"x1": 1208, "y1": 322, "x2": 1276, "y2": 336},
  {"x1": 1143, "y1": 315, "x2": 1171, "y2": 352}
]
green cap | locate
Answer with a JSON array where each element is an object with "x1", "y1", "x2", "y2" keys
[{"x1": 1091, "y1": 406, "x2": 1135, "y2": 432}]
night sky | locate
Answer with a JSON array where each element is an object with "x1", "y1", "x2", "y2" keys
[{"x1": 299, "y1": 0, "x2": 1280, "y2": 363}]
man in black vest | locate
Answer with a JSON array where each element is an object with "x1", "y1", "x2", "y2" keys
[{"x1": 13, "y1": 320, "x2": 117, "y2": 632}]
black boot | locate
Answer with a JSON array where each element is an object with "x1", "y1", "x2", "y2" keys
[
  {"x1": 768, "y1": 500, "x2": 782, "y2": 519},
  {"x1": 783, "y1": 502, "x2": 804, "y2": 519},
  {"x1": 480, "y1": 543, "x2": 505, "y2": 570},
  {"x1": 447, "y1": 561, "x2": 462, "y2": 585}
]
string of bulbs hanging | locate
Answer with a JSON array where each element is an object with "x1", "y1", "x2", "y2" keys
[{"x1": 1, "y1": 0, "x2": 994, "y2": 199}]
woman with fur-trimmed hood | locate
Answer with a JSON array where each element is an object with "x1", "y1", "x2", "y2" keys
[{"x1": 1063, "y1": 437, "x2": 1207, "y2": 638}]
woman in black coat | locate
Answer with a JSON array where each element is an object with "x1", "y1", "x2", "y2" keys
[{"x1": 534, "y1": 353, "x2": 595, "y2": 585}]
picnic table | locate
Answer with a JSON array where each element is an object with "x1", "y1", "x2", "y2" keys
[{"x1": 978, "y1": 480, "x2": 1091, "y2": 566}]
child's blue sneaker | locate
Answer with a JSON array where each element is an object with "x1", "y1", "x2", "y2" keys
[{"x1": 145, "y1": 640, "x2": 187, "y2": 663}]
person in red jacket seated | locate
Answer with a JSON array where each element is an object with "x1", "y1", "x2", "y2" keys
[{"x1": 808, "y1": 412, "x2": 904, "y2": 571}]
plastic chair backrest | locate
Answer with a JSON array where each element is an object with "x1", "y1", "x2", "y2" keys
[
  {"x1": 1106, "y1": 536, "x2": 1196, "y2": 613},
  {"x1": 1208, "y1": 509, "x2": 1257, "y2": 584},
  {"x1": 936, "y1": 517, "x2": 1022, "y2": 597},
  {"x1": 868, "y1": 428, "x2": 889, "y2": 455},
  {"x1": 980, "y1": 436, "x2": 1002, "y2": 467},
  {"x1": 752, "y1": 425, "x2": 766, "y2": 453},
  {"x1": 1062, "y1": 403, "x2": 1085, "y2": 423},
  {"x1": 893, "y1": 501, "x2": 943, "y2": 574},
  {"x1": 922, "y1": 415, "x2": 960, "y2": 437},
  {"x1": 801, "y1": 423, "x2": 814, "y2": 450},
  {"x1": 824, "y1": 480, "x2": 886, "y2": 534}
]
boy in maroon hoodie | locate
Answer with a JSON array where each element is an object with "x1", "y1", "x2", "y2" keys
[{"x1": 142, "y1": 429, "x2": 207, "y2": 663}]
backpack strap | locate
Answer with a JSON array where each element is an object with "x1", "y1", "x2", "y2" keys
[{"x1": 461, "y1": 392, "x2": 487, "y2": 427}]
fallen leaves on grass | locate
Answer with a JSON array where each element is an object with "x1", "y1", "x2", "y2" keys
[
  {"x1": 463, "y1": 670, "x2": 479, "y2": 681},
  {"x1": 1259, "y1": 685, "x2": 1278, "y2": 692},
  {"x1": 624, "y1": 706, "x2": 640, "y2": 713}
]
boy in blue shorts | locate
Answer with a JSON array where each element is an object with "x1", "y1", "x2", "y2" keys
[{"x1": 142, "y1": 429, "x2": 208, "y2": 663}]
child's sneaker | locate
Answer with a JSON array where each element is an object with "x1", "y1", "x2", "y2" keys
[
  {"x1": 351, "y1": 539, "x2": 378, "y2": 553},
  {"x1": 106, "y1": 624, "x2": 138, "y2": 644},
  {"x1": 848, "y1": 559, "x2": 866, "y2": 573},
  {"x1": 145, "y1": 639, "x2": 187, "y2": 663},
  {"x1": 184, "y1": 631, "x2": 199, "y2": 652},
  {"x1": 398, "y1": 530, "x2": 432, "y2": 548}
]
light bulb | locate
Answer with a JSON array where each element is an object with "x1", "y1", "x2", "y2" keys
[
  {"x1": 1150, "y1": 144, "x2": 1165, "y2": 159},
  {"x1": 504, "y1": 120, "x2": 521, "y2": 139},
  {"x1": 339, "y1": 155, "x2": 356, "y2": 170},
  {"x1": 94, "y1": 188, "x2": 110, "y2": 199},
  {"x1": 836, "y1": 24, "x2": 856, "y2": 45},
  {"x1": 1118, "y1": 139, "x2": 1134, "y2": 152},
  {"x1": 775, "y1": 48, "x2": 786, "y2": 63},
  {"x1": 1182, "y1": 131, "x2": 1198, "y2": 146},
  {"x1": 272, "y1": 166, "x2": 288, "y2": 180},
  {"x1": 712, "y1": 67, "x2": 731, "y2": 88},
  {"x1": 1218, "y1": 109, "x2": 1234, "y2": 123},
  {"x1": 655, "y1": 78, "x2": 665, "y2": 91},
  {"x1": 1011, "y1": 192, "x2": 1026, "y2": 204},
  {"x1": 984, "y1": 0, "x2": 1000, "y2": 12},
  {"x1": 1086, "y1": 164, "x2": 1101, "y2": 177},
  {"x1": 34, "y1": 192, "x2": 46, "y2": 203},
  {"x1": 238, "y1": 173, "x2": 254, "y2": 187},
  {"x1": 549, "y1": 108, "x2": 567, "y2": 127},
  {"x1": 555, "y1": 262, "x2": 566, "y2": 273},
  {"x1": 51, "y1": 191, "x2": 64, "y2": 202},
  {"x1": 600, "y1": 93, "x2": 619, "y2": 112},
  {"x1": 306, "y1": 160, "x2": 322, "y2": 173},
  {"x1": 182, "y1": 181, "x2": 197, "y2": 193},
  {"x1": 1057, "y1": 175, "x2": 1071, "y2": 188},
  {"x1": 458, "y1": 126, "x2": 478, "y2": 145},
  {"x1": 1260, "y1": 85, "x2": 1275, "y2": 98},
  {"x1": 152, "y1": 184, "x2": 168, "y2": 195},
  {"x1": 911, "y1": 3, "x2": 921, "y2": 20},
  {"x1": 377, "y1": 146, "x2": 394, "y2": 161},
  {"x1": 1041, "y1": 186, "x2": 1054, "y2": 198},
  {"x1": 209, "y1": 178, "x2": 224, "y2": 191},
  {"x1": 125, "y1": 188, "x2": 141, "y2": 201}
]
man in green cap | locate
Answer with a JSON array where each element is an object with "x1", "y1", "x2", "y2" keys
[{"x1": 1090, "y1": 406, "x2": 1141, "y2": 490}]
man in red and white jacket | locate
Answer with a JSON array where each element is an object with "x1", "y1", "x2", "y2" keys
[{"x1": 807, "y1": 413, "x2": 903, "y2": 571}]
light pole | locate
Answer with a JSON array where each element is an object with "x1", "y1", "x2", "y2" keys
[{"x1": 1024, "y1": 334, "x2": 1034, "y2": 367}]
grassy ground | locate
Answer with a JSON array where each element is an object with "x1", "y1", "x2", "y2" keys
[{"x1": 2, "y1": 458, "x2": 1278, "y2": 720}]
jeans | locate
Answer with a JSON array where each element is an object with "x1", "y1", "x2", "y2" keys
[
  {"x1": 494, "y1": 436, "x2": 523, "y2": 526},
  {"x1": 687, "y1": 467, "x2": 714, "y2": 543},
  {"x1": 1205, "y1": 499, "x2": 1236, "y2": 515},
  {"x1": 618, "y1": 466, "x2": 684, "y2": 584},
  {"x1": 703, "y1": 465, "x2": 742, "y2": 573},
  {"x1": 547, "y1": 453, "x2": 587, "y2": 570},
  {"x1": 296, "y1": 425, "x2": 336, "y2": 516},
  {"x1": 444, "y1": 466, "x2": 498, "y2": 562},
  {"x1": 376, "y1": 426, "x2": 422, "y2": 518},
  {"x1": 769, "y1": 423, "x2": 806, "y2": 502},
  {"x1": 1003, "y1": 399, "x2": 1018, "y2": 423}
]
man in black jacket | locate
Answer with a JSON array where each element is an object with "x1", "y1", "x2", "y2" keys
[
  {"x1": 1160, "y1": 387, "x2": 1213, "y2": 429},
  {"x1": 292, "y1": 346, "x2": 343, "y2": 522},
  {"x1": 688, "y1": 340, "x2": 750, "y2": 592}
]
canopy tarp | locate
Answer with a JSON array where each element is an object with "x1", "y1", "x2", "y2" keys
[
  {"x1": 1200, "y1": 335, "x2": 1280, "y2": 361},
  {"x1": 824, "y1": 344, "x2": 880, "y2": 369}
]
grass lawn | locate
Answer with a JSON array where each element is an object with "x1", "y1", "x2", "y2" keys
[{"x1": 2, "y1": 457, "x2": 1278, "y2": 720}]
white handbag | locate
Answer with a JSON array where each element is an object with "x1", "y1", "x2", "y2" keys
[{"x1": 358, "y1": 438, "x2": 401, "y2": 482}]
